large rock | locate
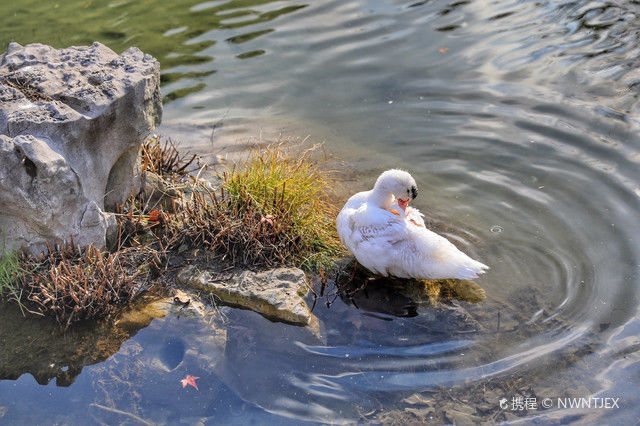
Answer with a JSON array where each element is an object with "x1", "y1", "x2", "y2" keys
[
  {"x1": 177, "y1": 266, "x2": 315, "y2": 326},
  {"x1": 0, "y1": 42, "x2": 161, "y2": 254}
]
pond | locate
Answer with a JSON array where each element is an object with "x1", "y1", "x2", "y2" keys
[{"x1": 2, "y1": 0, "x2": 640, "y2": 423}]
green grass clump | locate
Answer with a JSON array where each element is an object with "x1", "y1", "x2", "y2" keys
[
  {"x1": 0, "y1": 249, "x2": 23, "y2": 303},
  {"x1": 167, "y1": 144, "x2": 345, "y2": 271},
  {"x1": 225, "y1": 145, "x2": 345, "y2": 270}
]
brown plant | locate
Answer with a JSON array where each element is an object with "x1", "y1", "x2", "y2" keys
[
  {"x1": 17, "y1": 241, "x2": 145, "y2": 329},
  {"x1": 140, "y1": 135, "x2": 200, "y2": 179}
]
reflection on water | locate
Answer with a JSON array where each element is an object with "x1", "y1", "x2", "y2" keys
[
  {"x1": 333, "y1": 260, "x2": 487, "y2": 318},
  {"x1": 0, "y1": 298, "x2": 167, "y2": 386},
  {"x1": 0, "y1": 0, "x2": 305, "y2": 103},
  {"x1": 3, "y1": 0, "x2": 640, "y2": 423}
]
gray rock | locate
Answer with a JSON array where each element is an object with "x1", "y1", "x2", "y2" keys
[
  {"x1": 177, "y1": 266, "x2": 315, "y2": 326},
  {"x1": 0, "y1": 42, "x2": 161, "y2": 254}
]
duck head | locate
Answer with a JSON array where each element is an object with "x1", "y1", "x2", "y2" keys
[{"x1": 373, "y1": 169, "x2": 418, "y2": 212}]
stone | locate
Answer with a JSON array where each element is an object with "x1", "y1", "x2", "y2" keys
[
  {"x1": 139, "y1": 170, "x2": 179, "y2": 209},
  {"x1": 177, "y1": 265, "x2": 315, "y2": 326},
  {"x1": 0, "y1": 42, "x2": 161, "y2": 254}
]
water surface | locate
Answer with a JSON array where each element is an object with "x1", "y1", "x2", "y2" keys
[{"x1": 2, "y1": 0, "x2": 640, "y2": 423}]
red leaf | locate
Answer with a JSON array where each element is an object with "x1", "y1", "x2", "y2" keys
[
  {"x1": 181, "y1": 375, "x2": 199, "y2": 390},
  {"x1": 148, "y1": 209, "x2": 160, "y2": 222}
]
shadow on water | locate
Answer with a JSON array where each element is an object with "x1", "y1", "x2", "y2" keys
[
  {"x1": 332, "y1": 259, "x2": 486, "y2": 318},
  {"x1": 0, "y1": 298, "x2": 167, "y2": 386}
]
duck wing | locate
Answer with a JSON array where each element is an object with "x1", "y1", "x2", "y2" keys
[
  {"x1": 338, "y1": 199, "x2": 488, "y2": 280},
  {"x1": 403, "y1": 227, "x2": 489, "y2": 279},
  {"x1": 347, "y1": 208, "x2": 413, "y2": 276}
]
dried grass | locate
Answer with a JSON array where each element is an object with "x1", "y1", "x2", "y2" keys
[
  {"x1": 16, "y1": 241, "x2": 153, "y2": 329},
  {"x1": 141, "y1": 135, "x2": 200, "y2": 180},
  {"x1": 164, "y1": 144, "x2": 345, "y2": 270}
]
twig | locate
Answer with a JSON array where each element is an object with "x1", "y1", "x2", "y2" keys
[{"x1": 89, "y1": 403, "x2": 155, "y2": 426}]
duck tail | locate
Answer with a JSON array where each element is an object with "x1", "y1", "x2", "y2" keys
[{"x1": 457, "y1": 259, "x2": 489, "y2": 280}]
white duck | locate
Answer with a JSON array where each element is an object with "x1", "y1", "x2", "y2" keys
[{"x1": 336, "y1": 169, "x2": 488, "y2": 280}]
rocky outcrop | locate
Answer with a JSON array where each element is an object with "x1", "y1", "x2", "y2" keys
[
  {"x1": 177, "y1": 266, "x2": 315, "y2": 326},
  {"x1": 0, "y1": 42, "x2": 161, "y2": 254}
]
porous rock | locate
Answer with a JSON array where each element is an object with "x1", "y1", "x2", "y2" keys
[
  {"x1": 177, "y1": 266, "x2": 315, "y2": 326},
  {"x1": 0, "y1": 42, "x2": 161, "y2": 254}
]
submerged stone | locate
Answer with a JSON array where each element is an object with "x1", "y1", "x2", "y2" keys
[{"x1": 177, "y1": 265, "x2": 315, "y2": 326}]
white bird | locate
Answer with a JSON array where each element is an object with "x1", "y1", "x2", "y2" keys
[{"x1": 336, "y1": 169, "x2": 488, "y2": 280}]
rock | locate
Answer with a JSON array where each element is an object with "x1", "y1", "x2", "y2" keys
[
  {"x1": 177, "y1": 265, "x2": 315, "y2": 326},
  {"x1": 173, "y1": 289, "x2": 192, "y2": 305},
  {"x1": 0, "y1": 42, "x2": 161, "y2": 254},
  {"x1": 140, "y1": 170, "x2": 178, "y2": 206}
]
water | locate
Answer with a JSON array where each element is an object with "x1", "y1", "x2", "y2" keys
[{"x1": 2, "y1": 0, "x2": 640, "y2": 423}]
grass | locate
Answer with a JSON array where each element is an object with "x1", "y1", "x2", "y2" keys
[
  {"x1": 0, "y1": 248, "x2": 24, "y2": 306},
  {"x1": 164, "y1": 143, "x2": 346, "y2": 271},
  {"x1": 224, "y1": 144, "x2": 345, "y2": 270},
  {"x1": 3, "y1": 137, "x2": 346, "y2": 326},
  {"x1": 140, "y1": 135, "x2": 200, "y2": 180},
  {"x1": 118, "y1": 138, "x2": 346, "y2": 272},
  {"x1": 17, "y1": 241, "x2": 152, "y2": 329}
]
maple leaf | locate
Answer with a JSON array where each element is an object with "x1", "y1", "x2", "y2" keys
[{"x1": 181, "y1": 375, "x2": 199, "y2": 390}]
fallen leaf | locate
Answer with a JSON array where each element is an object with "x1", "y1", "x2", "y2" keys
[
  {"x1": 174, "y1": 289, "x2": 191, "y2": 305},
  {"x1": 148, "y1": 209, "x2": 160, "y2": 222},
  {"x1": 181, "y1": 375, "x2": 199, "y2": 390},
  {"x1": 439, "y1": 47, "x2": 449, "y2": 53}
]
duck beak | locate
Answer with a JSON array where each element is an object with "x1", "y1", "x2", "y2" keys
[{"x1": 398, "y1": 198, "x2": 409, "y2": 212}]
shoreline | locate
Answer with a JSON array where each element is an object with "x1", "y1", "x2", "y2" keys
[{"x1": 1, "y1": 136, "x2": 346, "y2": 328}]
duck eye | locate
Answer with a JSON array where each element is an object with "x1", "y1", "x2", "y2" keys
[{"x1": 406, "y1": 189, "x2": 410, "y2": 194}]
